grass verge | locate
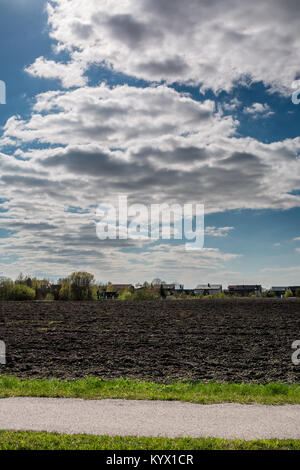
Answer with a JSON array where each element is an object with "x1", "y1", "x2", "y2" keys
[
  {"x1": 1, "y1": 376, "x2": 300, "y2": 404},
  {"x1": 0, "y1": 430, "x2": 300, "y2": 450}
]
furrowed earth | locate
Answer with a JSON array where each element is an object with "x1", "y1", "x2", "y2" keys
[{"x1": 0, "y1": 299, "x2": 299, "y2": 383}]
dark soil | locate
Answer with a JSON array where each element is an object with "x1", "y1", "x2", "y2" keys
[{"x1": 0, "y1": 299, "x2": 300, "y2": 383}]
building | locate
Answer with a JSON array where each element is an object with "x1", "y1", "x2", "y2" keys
[
  {"x1": 111, "y1": 284, "x2": 135, "y2": 293},
  {"x1": 227, "y1": 285, "x2": 262, "y2": 297},
  {"x1": 270, "y1": 286, "x2": 300, "y2": 297},
  {"x1": 194, "y1": 284, "x2": 222, "y2": 296},
  {"x1": 163, "y1": 283, "x2": 184, "y2": 292},
  {"x1": 270, "y1": 287, "x2": 288, "y2": 297}
]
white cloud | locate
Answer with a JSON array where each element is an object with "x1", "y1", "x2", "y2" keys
[
  {"x1": 223, "y1": 98, "x2": 242, "y2": 112},
  {"x1": 24, "y1": 0, "x2": 300, "y2": 94},
  {"x1": 243, "y1": 102, "x2": 274, "y2": 118},
  {"x1": 2, "y1": 84, "x2": 217, "y2": 147},
  {"x1": 2, "y1": 83, "x2": 300, "y2": 216},
  {"x1": 205, "y1": 226, "x2": 234, "y2": 237},
  {"x1": 25, "y1": 57, "x2": 87, "y2": 88}
]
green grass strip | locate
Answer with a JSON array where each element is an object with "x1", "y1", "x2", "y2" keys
[
  {"x1": 0, "y1": 430, "x2": 299, "y2": 450},
  {"x1": 1, "y1": 376, "x2": 300, "y2": 404}
]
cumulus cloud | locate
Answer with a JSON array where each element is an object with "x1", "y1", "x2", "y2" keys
[
  {"x1": 25, "y1": 57, "x2": 87, "y2": 88},
  {"x1": 2, "y1": 85, "x2": 216, "y2": 147},
  {"x1": 2, "y1": 84, "x2": 300, "y2": 215},
  {"x1": 24, "y1": 0, "x2": 300, "y2": 94},
  {"x1": 243, "y1": 102, "x2": 274, "y2": 118}
]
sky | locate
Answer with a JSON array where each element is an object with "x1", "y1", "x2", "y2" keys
[{"x1": 0, "y1": 0, "x2": 300, "y2": 288}]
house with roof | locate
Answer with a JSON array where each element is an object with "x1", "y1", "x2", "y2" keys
[
  {"x1": 163, "y1": 283, "x2": 184, "y2": 292},
  {"x1": 270, "y1": 287, "x2": 288, "y2": 297},
  {"x1": 227, "y1": 285, "x2": 262, "y2": 296},
  {"x1": 194, "y1": 283, "x2": 222, "y2": 296},
  {"x1": 111, "y1": 284, "x2": 135, "y2": 293}
]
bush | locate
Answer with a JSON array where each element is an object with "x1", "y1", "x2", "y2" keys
[
  {"x1": 118, "y1": 289, "x2": 133, "y2": 300},
  {"x1": 45, "y1": 293, "x2": 54, "y2": 301},
  {"x1": 262, "y1": 290, "x2": 276, "y2": 298},
  {"x1": 9, "y1": 284, "x2": 35, "y2": 301},
  {"x1": 296, "y1": 289, "x2": 300, "y2": 298},
  {"x1": 284, "y1": 289, "x2": 293, "y2": 298},
  {"x1": 132, "y1": 289, "x2": 159, "y2": 300},
  {"x1": 216, "y1": 292, "x2": 227, "y2": 299}
]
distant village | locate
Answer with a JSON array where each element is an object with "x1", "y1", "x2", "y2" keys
[
  {"x1": 1, "y1": 273, "x2": 299, "y2": 301},
  {"x1": 97, "y1": 283, "x2": 300, "y2": 300}
]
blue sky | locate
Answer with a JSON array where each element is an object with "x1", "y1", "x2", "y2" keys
[{"x1": 0, "y1": 0, "x2": 300, "y2": 287}]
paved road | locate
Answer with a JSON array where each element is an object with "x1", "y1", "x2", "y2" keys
[{"x1": 1, "y1": 397, "x2": 300, "y2": 440}]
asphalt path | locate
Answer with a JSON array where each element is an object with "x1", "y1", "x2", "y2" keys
[{"x1": 1, "y1": 397, "x2": 300, "y2": 440}]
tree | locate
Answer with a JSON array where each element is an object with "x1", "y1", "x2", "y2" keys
[
  {"x1": 0, "y1": 277, "x2": 14, "y2": 300},
  {"x1": 285, "y1": 289, "x2": 293, "y2": 298},
  {"x1": 25, "y1": 277, "x2": 32, "y2": 288},
  {"x1": 59, "y1": 279, "x2": 72, "y2": 300},
  {"x1": 106, "y1": 281, "x2": 113, "y2": 292},
  {"x1": 69, "y1": 271, "x2": 95, "y2": 300},
  {"x1": 9, "y1": 284, "x2": 35, "y2": 301},
  {"x1": 160, "y1": 284, "x2": 166, "y2": 299},
  {"x1": 15, "y1": 272, "x2": 25, "y2": 284},
  {"x1": 296, "y1": 289, "x2": 300, "y2": 298}
]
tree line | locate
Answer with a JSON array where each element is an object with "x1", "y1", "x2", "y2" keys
[
  {"x1": 0, "y1": 273, "x2": 168, "y2": 301},
  {"x1": 0, "y1": 272, "x2": 97, "y2": 301}
]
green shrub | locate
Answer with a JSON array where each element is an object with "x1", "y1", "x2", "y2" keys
[
  {"x1": 285, "y1": 289, "x2": 293, "y2": 298},
  {"x1": 216, "y1": 292, "x2": 227, "y2": 299},
  {"x1": 132, "y1": 289, "x2": 159, "y2": 300},
  {"x1": 296, "y1": 289, "x2": 300, "y2": 298},
  {"x1": 9, "y1": 284, "x2": 35, "y2": 301},
  {"x1": 45, "y1": 293, "x2": 54, "y2": 301},
  {"x1": 118, "y1": 289, "x2": 133, "y2": 300},
  {"x1": 262, "y1": 290, "x2": 276, "y2": 298}
]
